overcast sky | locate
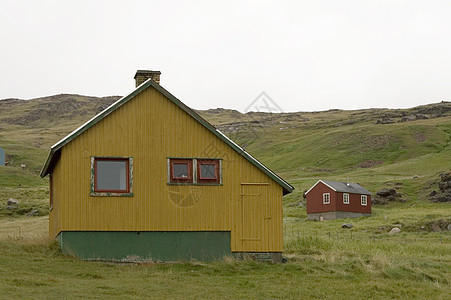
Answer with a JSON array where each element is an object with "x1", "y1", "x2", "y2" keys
[{"x1": 1, "y1": 0, "x2": 451, "y2": 112}]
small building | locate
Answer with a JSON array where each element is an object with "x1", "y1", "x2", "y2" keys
[
  {"x1": 40, "y1": 70, "x2": 294, "y2": 262},
  {"x1": 305, "y1": 180, "x2": 371, "y2": 220}
]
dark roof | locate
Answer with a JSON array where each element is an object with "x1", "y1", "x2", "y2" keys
[
  {"x1": 306, "y1": 180, "x2": 371, "y2": 195},
  {"x1": 134, "y1": 70, "x2": 161, "y2": 78},
  {"x1": 40, "y1": 78, "x2": 294, "y2": 195}
]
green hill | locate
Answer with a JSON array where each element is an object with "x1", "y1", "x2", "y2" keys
[
  {"x1": 198, "y1": 103, "x2": 451, "y2": 204},
  {"x1": 0, "y1": 95, "x2": 450, "y2": 298},
  {"x1": 0, "y1": 95, "x2": 450, "y2": 196}
]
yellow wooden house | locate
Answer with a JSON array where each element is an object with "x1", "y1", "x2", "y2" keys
[{"x1": 40, "y1": 70, "x2": 294, "y2": 262}]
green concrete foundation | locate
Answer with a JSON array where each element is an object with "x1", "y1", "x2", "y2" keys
[{"x1": 57, "y1": 231, "x2": 231, "y2": 262}]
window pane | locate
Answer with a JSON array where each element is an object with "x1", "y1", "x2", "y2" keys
[
  {"x1": 174, "y1": 163, "x2": 189, "y2": 178},
  {"x1": 97, "y1": 160, "x2": 127, "y2": 190},
  {"x1": 200, "y1": 164, "x2": 216, "y2": 179}
]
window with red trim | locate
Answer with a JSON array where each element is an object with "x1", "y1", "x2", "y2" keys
[
  {"x1": 197, "y1": 159, "x2": 220, "y2": 183},
  {"x1": 94, "y1": 158, "x2": 130, "y2": 193},
  {"x1": 170, "y1": 159, "x2": 193, "y2": 183}
]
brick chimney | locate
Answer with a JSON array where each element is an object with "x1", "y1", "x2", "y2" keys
[{"x1": 134, "y1": 70, "x2": 161, "y2": 87}]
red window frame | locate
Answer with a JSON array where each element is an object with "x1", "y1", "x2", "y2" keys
[
  {"x1": 170, "y1": 159, "x2": 193, "y2": 183},
  {"x1": 94, "y1": 158, "x2": 130, "y2": 193},
  {"x1": 197, "y1": 159, "x2": 220, "y2": 183}
]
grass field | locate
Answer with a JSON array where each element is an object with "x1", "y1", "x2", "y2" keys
[
  {"x1": 0, "y1": 201, "x2": 449, "y2": 299},
  {"x1": 0, "y1": 97, "x2": 450, "y2": 298}
]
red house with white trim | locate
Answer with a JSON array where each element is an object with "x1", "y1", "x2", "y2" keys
[{"x1": 305, "y1": 180, "x2": 371, "y2": 220}]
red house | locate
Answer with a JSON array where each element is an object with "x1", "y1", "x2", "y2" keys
[{"x1": 305, "y1": 180, "x2": 371, "y2": 220}]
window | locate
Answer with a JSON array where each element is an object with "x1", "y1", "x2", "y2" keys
[
  {"x1": 361, "y1": 195, "x2": 367, "y2": 206},
  {"x1": 343, "y1": 193, "x2": 349, "y2": 204},
  {"x1": 91, "y1": 157, "x2": 133, "y2": 196},
  {"x1": 197, "y1": 159, "x2": 220, "y2": 183},
  {"x1": 168, "y1": 158, "x2": 222, "y2": 185},
  {"x1": 169, "y1": 159, "x2": 193, "y2": 183},
  {"x1": 323, "y1": 193, "x2": 330, "y2": 204}
]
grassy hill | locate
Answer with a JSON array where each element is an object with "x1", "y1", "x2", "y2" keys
[{"x1": 0, "y1": 95, "x2": 449, "y2": 298}]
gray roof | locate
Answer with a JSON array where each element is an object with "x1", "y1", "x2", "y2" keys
[
  {"x1": 307, "y1": 180, "x2": 371, "y2": 195},
  {"x1": 40, "y1": 78, "x2": 294, "y2": 195}
]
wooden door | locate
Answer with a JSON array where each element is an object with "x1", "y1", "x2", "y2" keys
[{"x1": 238, "y1": 183, "x2": 269, "y2": 249}]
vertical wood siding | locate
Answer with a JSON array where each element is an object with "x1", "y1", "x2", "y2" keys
[{"x1": 50, "y1": 86, "x2": 283, "y2": 252}]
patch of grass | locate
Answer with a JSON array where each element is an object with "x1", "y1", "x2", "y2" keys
[
  {"x1": 0, "y1": 187, "x2": 49, "y2": 217},
  {"x1": 0, "y1": 234, "x2": 448, "y2": 299}
]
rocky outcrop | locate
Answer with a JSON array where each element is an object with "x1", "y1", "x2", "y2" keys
[
  {"x1": 372, "y1": 188, "x2": 405, "y2": 205},
  {"x1": 430, "y1": 172, "x2": 451, "y2": 203}
]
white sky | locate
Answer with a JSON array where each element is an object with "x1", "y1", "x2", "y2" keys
[{"x1": 1, "y1": 0, "x2": 451, "y2": 112}]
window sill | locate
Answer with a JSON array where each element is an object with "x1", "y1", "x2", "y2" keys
[{"x1": 90, "y1": 192, "x2": 134, "y2": 197}]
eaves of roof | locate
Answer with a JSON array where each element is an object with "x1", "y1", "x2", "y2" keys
[
  {"x1": 40, "y1": 79, "x2": 294, "y2": 195},
  {"x1": 305, "y1": 180, "x2": 371, "y2": 195}
]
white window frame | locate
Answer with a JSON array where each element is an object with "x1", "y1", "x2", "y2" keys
[
  {"x1": 361, "y1": 195, "x2": 367, "y2": 206},
  {"x1": 343, "y1": 193, "x2": 349, "y2": 204},
  {"x1": 323, "y1": 193, "x2": 330, "y2": 204}
]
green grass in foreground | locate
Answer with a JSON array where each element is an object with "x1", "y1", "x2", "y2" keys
[
  {"x1": 0, "y1": 197, "x2": 449, "y2": 300},
  {"x1": 0, "y1": 237, "x2": 448, "y2": 299}
]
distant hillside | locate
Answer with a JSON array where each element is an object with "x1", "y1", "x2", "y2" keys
[
  {"x1": 199, "y1": 102, "x2": 451, "y2": 174},
  {"x1": 0, "y1": 94, "x2": 450, "y2": 203},
  {"x1": 0, "y1": 94, "x2": 121, "y2": 128}
]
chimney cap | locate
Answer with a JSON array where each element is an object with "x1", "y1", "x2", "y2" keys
[{"x1": 134, "y1": 70, "x2": 161, "y2": 79}]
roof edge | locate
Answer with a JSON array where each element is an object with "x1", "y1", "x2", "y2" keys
[
  {"x1": 305, "y1": 179, "x2": 371, "y2": 195},
  {"x1": 40, "y1": 78, "x2": 294, "y2": 194},
  {"x1": 305, "y1": 180, "x2": 336, "y2": 195}
]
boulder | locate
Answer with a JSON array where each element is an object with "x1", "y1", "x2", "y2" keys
[
  {"x1": 438, "y1": 181, "x2": 451, "y2": 192},
  {"x1": 400, "y1": 115, "x2": 416, "y2": 122},
  {"x1": 26, "y1": 209, "x2": 39, "y2": 217},
  {"x1": 431, "y1": 223, "x2": 441, "y2": 232},
  {"x1": 440, "y1": 172, "x2": 451, "y2": 183},
  {"x1": 430, "y1": 172, "x2": 451, "y2": 202},
  {"x1": 415, "y1": 114, "x2": 429, "y2": 120},
  {"x1": 374, "y1": 188, "x2": 403, "y2": 205},
  {"x1": 430, "y1": 193, "x2": 451, "y2": 203},
  {"x1": 376, "y1": 189, "x2": 393, "y2": 197},
  {"x1": 376, "y1": 118, "x2": 396, "y2": 124},
  {"x1": 388, "y1": 227, "x2": 401, "y2": 234},
  {"x1": 6, "y1": 198, "x2": 19, "y2": 206}
]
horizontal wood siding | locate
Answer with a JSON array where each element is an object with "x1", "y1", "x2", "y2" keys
[
  {"x1": 51, "y1": 86, "x2": 283, "y2": 252},
  {"x1": 336, "y1": 192, "x2": 371, "y2": 214},
  {"x1": 306, "y1": 182, "x2": 336, "y2": 213}
]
